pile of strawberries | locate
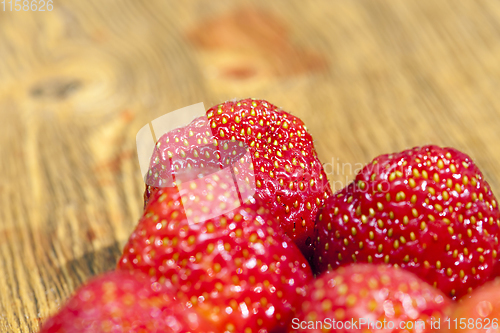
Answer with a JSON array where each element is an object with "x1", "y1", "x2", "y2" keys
[{"x1": 41, "y1": 99, "x2": 500, "y2": 333}]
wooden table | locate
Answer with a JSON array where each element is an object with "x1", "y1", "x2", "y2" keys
[{"x1": 2, "y1": 1, "x2": 500, "y2": 331}]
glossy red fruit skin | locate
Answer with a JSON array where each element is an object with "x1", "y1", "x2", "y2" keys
[
  {"x1": 289, "y1": 264, "x2": 451, "y2": 333},
  {"x1": 143, "y1": 98, "x2": 332, "y2": 259},
  {"x1": 118, "y1": 186, "x2": 313, "y2": 333},
  {"x1": 446, "y1": 277, "x2": 500, "y2": 333},
  {"x1": 314, "y1": 145, "x2": 500, "y2": 300},
  {"x1": 39, "y1": 271, "x2": 214, "y2": 333}
]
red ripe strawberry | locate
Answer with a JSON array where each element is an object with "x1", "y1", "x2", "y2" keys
[
  {"x1": 447, "y1": 278, "x2": 500, "y2": 333},
  {"x1": 119, "y1": 171, "x2": 313, "y2": 333},
  {"x1": 289, "y1": 264, "x2": 451, "y2": 333},
  {"x1": 40, "y1": 271, "x2": 214, "y2": 333},
  {"x1": 314, "y1": 145, "x2": 500, "y2": 299},
  {"x1": 143, "y1": 98, "x2": 332, "y2": 258}
]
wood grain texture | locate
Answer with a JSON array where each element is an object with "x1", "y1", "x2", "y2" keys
[{"x1": 2, "y1": 0, "x2": 500, "y2": 331}]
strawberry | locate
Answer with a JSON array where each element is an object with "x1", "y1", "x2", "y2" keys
[
  {"x1": 40, "y1": 270, "x2": 214, "y2": 333},
  {"x1": 447, "y1": 278, "x2": 500, "y2": 333},
  {"x1": 118, "y1": 171, "x2": 313, "y2": 332},
  {"x1": 289, "y1": 264, "x2": 451, "y2": 333},
  {"x1": 314, "y1": 145, "x2": 500, "y2": 299},
  {"x1": 143, "y1": 98, "x2": 332, "y2": 258}
]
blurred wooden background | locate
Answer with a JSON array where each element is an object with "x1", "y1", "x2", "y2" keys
[{"x1": 2, "y1": 0, "x2": 500, "y2": 331}]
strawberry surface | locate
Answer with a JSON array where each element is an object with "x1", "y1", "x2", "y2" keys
[
  {"x1": 143, "y1": 98, "x2": 332, "y2": 258},
  {"x1": 40, "y1": 270, "x2": 214, "y2": 333},
  {"x1": 314, "y1": 145, "x2": 500, "y2": 299},
  {"x1": 119, "y1": 171, "x2": 313, "y2": 332},
  {"x1": 447, "y1": 277, "x2": 500, "y2": 333},
  {"x1": 289, "y1": 264, "x2": 451, "y2": 333}
]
